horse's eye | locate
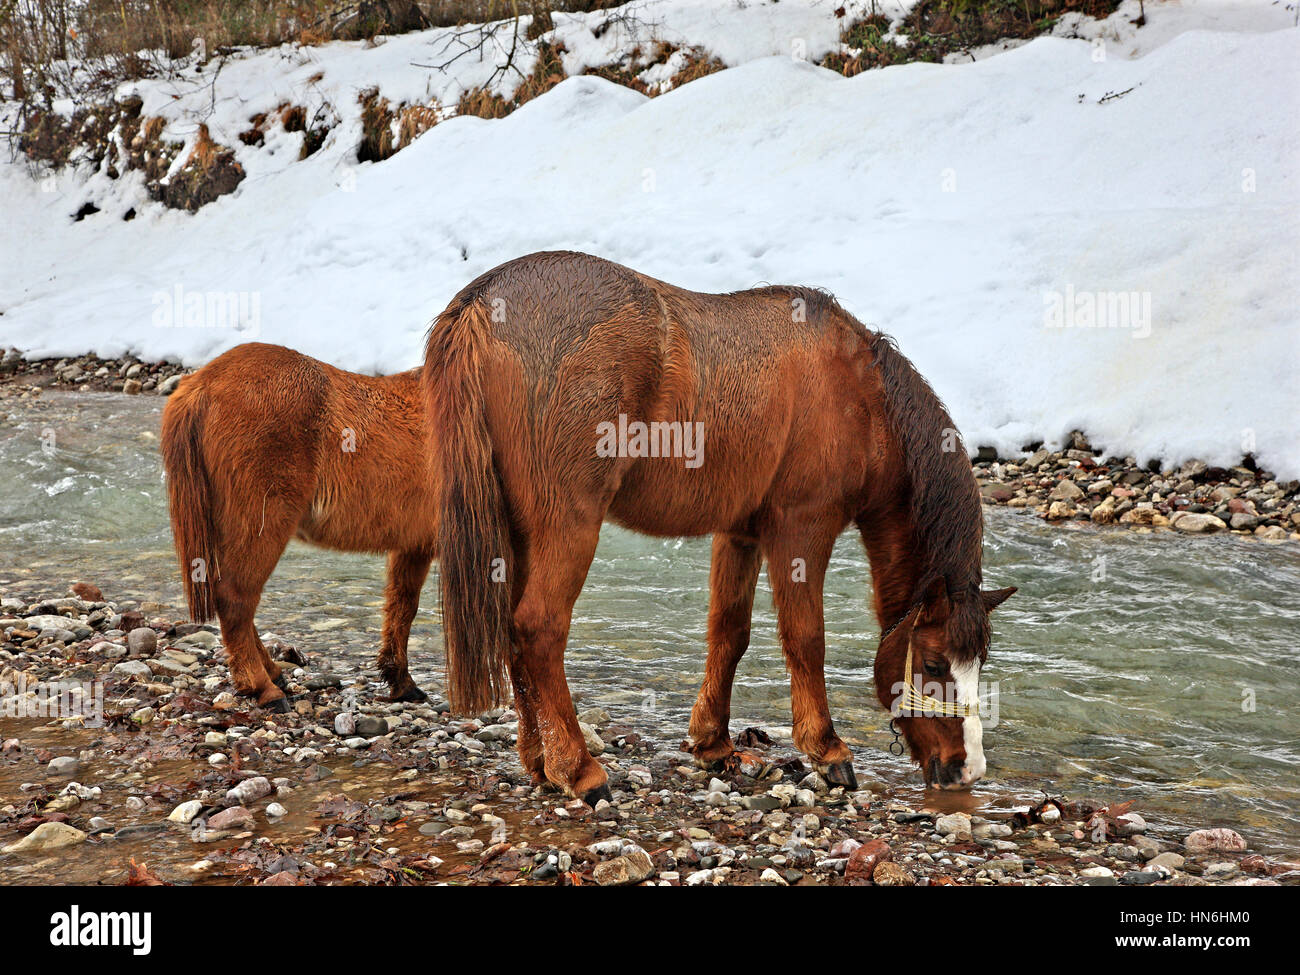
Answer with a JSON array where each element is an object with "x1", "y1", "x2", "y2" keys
[{"x1": 923, "y1": 660, "x2": 945, "y2": 678}]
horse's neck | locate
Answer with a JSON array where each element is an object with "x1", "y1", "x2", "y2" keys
[{"x1": 859, "y1": 513, "x2": 924, "y2": 631}]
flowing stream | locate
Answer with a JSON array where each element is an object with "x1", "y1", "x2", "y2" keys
[{"x1": 2, "y1": 392, "x2": 1298, "y2": 855}]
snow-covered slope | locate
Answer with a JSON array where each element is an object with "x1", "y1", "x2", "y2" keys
[{"x1": 1, "y1": 2, "x2": 1297, "y2": 477}]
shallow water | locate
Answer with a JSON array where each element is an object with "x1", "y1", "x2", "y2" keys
[{"x1": 2, "y1": 392, "x2": 1299, "y2": 854}]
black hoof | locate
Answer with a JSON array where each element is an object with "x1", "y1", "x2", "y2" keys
[
  {"x1": 824, "y1": 759, "x2": 858, "y2": 790},
  {"x1": 264, "y1": 696, "x2": 291, "y2": 714},
  {"x1": 386, "y1": 684, "x2": 429, "y2": 704},
  {"x1": 581, "y1": 783, "x2": 613, "y2": 807},
  {"x1": 272, "y1": 672, "x2": 290, "y2": 691}
]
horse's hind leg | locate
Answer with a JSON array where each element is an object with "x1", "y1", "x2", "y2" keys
[
  {"x1": 763, "y1": 512, "x2": 856, "y2": 789},
  {"x1": 213, "y1": 523, "x2": 293, "y2": 712},
  {"x1": 508, "y1": 650, "x2": 547, "y2": 787},
  {"x1": 215, "y1": 576, "x2": 287, "y2": 712},
  {"x1": 377, "y1": 548, "x2": 434, "y2": 702},
  {"x1": 512, "y1": 519, "x2": 609, "y2": 804},
  {"x1": 688, "y1": 532, "x2": 761, "y2": 768}
]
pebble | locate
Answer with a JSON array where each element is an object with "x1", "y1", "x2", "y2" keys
[
  {"x1": 593, "y1": 848, "x2": 655, "y2": 886},
  {"x1": 226, "y1": 776, "x2": 273, "y2": 804},
  {"x1": 872, "y1": 861, "x2": 916, "y2": 886},
  {"x1": 1148, "y1": 851, "x2": 1185, "y2": 872},
  {"x1": 206, "y1": 806, "x2": 254, "y2": 831},
  {"x1": 111, "y1": 660, "x2": 152, "y2": 679},
  {"x1": 47, "y1": 756, "x2": 79, "y2": 774},
  {"x1": 127, "y1": 627, "x2": 157, "y2": 655},
  {"x1": 934, "y1": 812, "x2": 973, "y2": 840},
  {"x1": 578, "y1": 721, "x2": 605, "y2": 756},
  {"x1": 1121, "y1": 870, "x2": 1163, "y2": 885},
  {"x1": 1169, "y1": 512, "x2": 1227, "y2": 534},
  {"x1": 353, "y1": 715, "x2": 387, "y2": 737},
  {"x1": 2, "y1": 821, "x2": 88, "y2": 853},
  {"x1": 845, "y1": 839, "x2": 892, "y2": 882},
  {"x1": 1184, "y1": 828, "x2": 1246, "y2": 852},
  {"x1": 168, "y1": 800, "x2": 204, "y2": 824}
]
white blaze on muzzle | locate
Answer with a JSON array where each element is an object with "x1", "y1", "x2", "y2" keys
[{"x1": 950, "y1": 658, "x2": 985, "y2": 786}]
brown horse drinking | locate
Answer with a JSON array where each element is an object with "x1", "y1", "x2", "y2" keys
[
  {"x1": 426, "y1": 251, "x2": 1015, "y2": 803},
  {"x1": 161, "y1": 342, "x2": 437, "y2": 711}
]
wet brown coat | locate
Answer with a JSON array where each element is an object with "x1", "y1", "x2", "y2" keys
[
  {"x1": 426, "y1": 251, "x2": 1015, "y2": 798},
  {"x1": 160, "y1": 342, "x2": 437, "y2": 708}
]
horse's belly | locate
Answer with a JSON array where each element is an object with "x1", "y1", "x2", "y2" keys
[{"x1": 607, "y1": 462, "x2": 755, "y2": 537}]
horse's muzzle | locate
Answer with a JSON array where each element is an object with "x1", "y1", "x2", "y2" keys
[{"x1": 926, "y1": 757, "x2": 973, "y2": 790}]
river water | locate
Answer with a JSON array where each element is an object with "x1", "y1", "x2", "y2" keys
[{"x1": 2, "y1": 392, "x2": 1298, "y2": 854}]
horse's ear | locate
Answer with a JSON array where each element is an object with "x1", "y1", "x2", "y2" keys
[{"x1": 981, "y1": 587, "x2": 1017, "y2": 611}]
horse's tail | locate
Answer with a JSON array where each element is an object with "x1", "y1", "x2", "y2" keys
[
  {"x1": 160, "y1": 379, "x2": 219, "y2": 622},
  {"x1": 426, "y1": 296, "x2": 512, "y2": 715}
]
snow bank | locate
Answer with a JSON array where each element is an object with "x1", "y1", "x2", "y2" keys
[{"x1": 1, "y1": 3, "x2": 1297, "y2": 477}]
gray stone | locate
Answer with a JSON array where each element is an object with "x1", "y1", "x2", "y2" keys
[
  {"x1": 226, "y1": 776, "x2": 273, "y2": 804},
  {"x1": 1148, "y1": 851, "x2": 1185, "y2": 872},
  {"x1": 1049, "y1": 479, "x2": 1085, "y2": 502},
  {"x1": 935, "y1": 812, "x2": 973, "y2": 840},
  {"x1": 579, "y1": 721, "x2": 605, "y2": 756},
  {"x1": 353, "y1": 715, "x2": 387, "y2": 737},
  {"x1": 1170, "y1": 511, "x2": 1227, "y2": 534},
  {"x1": 1121, "y1": 870, "x2": 1162, "y2": 885},
  {"x1": 111, "y1": 659, "x2": 152, "y2": 680},
  {"x1": 127, "y1": 627, "x2": 158, "y2": 655}
]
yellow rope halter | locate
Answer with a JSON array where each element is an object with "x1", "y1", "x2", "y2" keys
[{"x1": 890, "y1": 604, "x2": 980, "y2": 719}]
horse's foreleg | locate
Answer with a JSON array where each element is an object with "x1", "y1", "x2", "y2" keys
[
  {"x1": 688, "y1": 532, "x2": 761, "y2": 768},
  {"x1": 512, "y1": 523, "x2": 609, "y2": 805},
  {"x1": 378, "y1": 548, "x2": 434, "y2": 702},
  {"x1": 765, "y1": 517, "x2": 856, "y2": 788}
]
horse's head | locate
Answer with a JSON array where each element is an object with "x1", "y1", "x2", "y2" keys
[{"x1": 875, "y1": 582, "x2": 1016, "y2": 789}]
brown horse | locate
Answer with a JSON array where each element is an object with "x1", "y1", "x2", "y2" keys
[
  {"x1": 161, "y1": 342, "x2": 437, "y2": 711},
  {"x1": 425, "y1": 251, "x2": 1015, "y2": 803}
]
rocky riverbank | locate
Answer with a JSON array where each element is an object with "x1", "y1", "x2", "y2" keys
[
  {"x1": 1, "y1": 585, "x2": 1294, "y2": 886},
  {"x1": 0, "y1": 349, "x2": 186, "y2": 397},
  {"x1": 973, "y1": 432, "x2": 1300, "y2": 543}
]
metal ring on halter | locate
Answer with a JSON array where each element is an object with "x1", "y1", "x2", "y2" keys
[{"x1": 888, "y1": 718, "x2": 905, "y2": 756}]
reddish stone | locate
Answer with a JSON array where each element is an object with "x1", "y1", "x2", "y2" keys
[
  {"x1": 846, "y1": 839, "x2": 892, "y2": 883},
  {"x1": 70, "y1": 582, "x2": 103, "y2": 602}
]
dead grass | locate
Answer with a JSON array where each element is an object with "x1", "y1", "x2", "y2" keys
[
  {"x1": 357, "y1": 88, "x2": 396, "y2": 162},
  {"x1": 161, "y1": 122, "x2": 245, "y2": 211},
  {"x1": 824, "y1": 1, "x2": 1124, "y2": 76}
]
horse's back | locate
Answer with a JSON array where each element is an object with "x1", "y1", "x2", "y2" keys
[{"x1": 445, "y1": 251, "x2": 877, "y2": 535}]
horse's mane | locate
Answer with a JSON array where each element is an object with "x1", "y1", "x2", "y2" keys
[{"x1": 871, "y1": 333, "x2": 987, "y2": 658}]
